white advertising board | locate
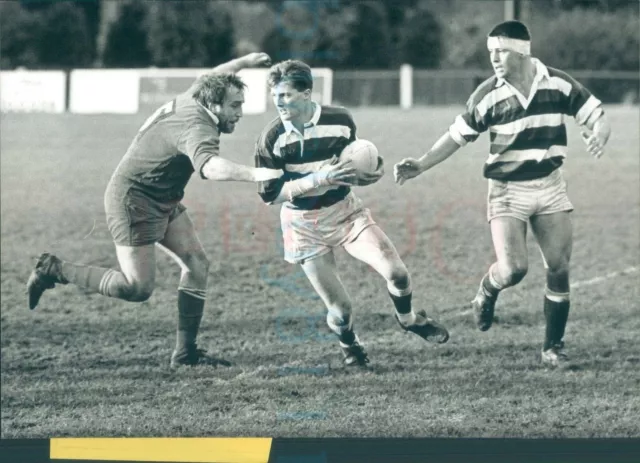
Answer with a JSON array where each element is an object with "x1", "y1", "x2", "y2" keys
[
  {"x1": 0, "y1": 70, "x2": 66, "y2": 113},
  {"x1": 69, "y1": 69, "x2": 140, "y2": 114}
]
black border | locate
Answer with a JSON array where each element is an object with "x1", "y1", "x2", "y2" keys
[{"x1": 2, "y1": 438, "x2": 640, "y2": 463}]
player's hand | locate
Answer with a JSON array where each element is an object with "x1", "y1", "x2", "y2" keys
[
  {"x1": 393, "y1": 158, "x2": 424, "y2": 185},
  {"x1": 243, "y1": 52, "x2": 272, "y2": 68},
  {"x1": 253, "y1": 167, "x2": 284, "y2": 182},
  {"x1": 581, "y1": 130, "x2": 605, "y2": 159},
  {"x1": 313, "y1": 157, "x2": 357, "y2": 187},
  {"x1": 355, "y1": 156, "x2": 385, "y2": 186}
]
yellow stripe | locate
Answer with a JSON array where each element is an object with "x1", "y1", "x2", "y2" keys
[{"x1": 50, "y1": 438, "x2": 272, "y2": 463}]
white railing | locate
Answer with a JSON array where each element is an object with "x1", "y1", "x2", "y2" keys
[
  {"x1": 335, "y1": 66, "x2": 640, "y2": 107},
  {"x1": 1, "y1": 66, "x2": 637, "y2": 114}
]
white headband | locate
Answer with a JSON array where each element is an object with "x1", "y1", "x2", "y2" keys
[{"x1": 487, "y1": 36, "x2": 531, "y2": 56}]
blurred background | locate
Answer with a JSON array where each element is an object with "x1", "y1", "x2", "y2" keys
[{"x1": 0, "y1": 0, "x2": 638, "y2": 111}]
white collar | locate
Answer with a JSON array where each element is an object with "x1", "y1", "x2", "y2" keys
[
  {"x1": 495, "y1": 58, "x2": 550, "y2": 108},
  {"x1": 495, "y1": 58, "x2": 549, "y2": 88},
  {"x1": 200, "y1": 104, "x2": 220, "y2": 125},
  {"x1": 283, "y1": 101, "x2": 321, "y2": 134}
]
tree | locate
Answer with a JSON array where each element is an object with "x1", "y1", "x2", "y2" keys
[
  {"x1": 37, "y1": 2, "x2": 94, "y2": 68},
  {"x1": 343, "y1": 1, "x2": 393, "y2": 68},
  {"x1": 260, "y1": 1, "x2": 349, "y2": 67},
  {"x1": 0, "y1": 2, "x2": 44, "y2": 69},
  {"x1": 19, "y1": 0, "x2": 100, "y2": 65},
  {"x1": 399, "y1": 7, "x2": 442, "y2": 68},
  {"x1": 103, "y1": 2, "x2": 152, "y2": 68},
  {"x1": 146, "y1": 1, "x2": 234, "y2": 68}
]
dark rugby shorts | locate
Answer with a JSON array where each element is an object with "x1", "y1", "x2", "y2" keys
[{"x1": 104, "y1": 185, "x2": 186, "y2": 246}]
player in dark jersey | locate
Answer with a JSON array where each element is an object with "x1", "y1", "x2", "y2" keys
[
  {"x1": 26, "y1": 52, "x2": 282, "y2": 368},
  {"x1": 394, "y1": 21, "x2": 611, "y2": 368},
  {"x1": 255, "y1": 60, "x2": 450, "y2": 367}
]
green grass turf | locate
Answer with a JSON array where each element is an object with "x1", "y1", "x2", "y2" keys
[{"x1": 1, "y1": 106, "x2": 638, "y2": 437}]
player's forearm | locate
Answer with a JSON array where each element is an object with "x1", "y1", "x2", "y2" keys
[
  {"x1": 211, "y1": 56, "x2": 251, "y2": 74},
  {"x1": 202, "y1": 157, "x2": 277, "y2": 182},
  {"x1": 270, "y1": 175, "x2": 320, "y2": 205},
  {"x1": 418, "y1": 132, "x2": 461, "y2": 173}
]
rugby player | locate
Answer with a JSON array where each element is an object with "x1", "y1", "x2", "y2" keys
[
  {"x1": 393, "y1": 21, "x2": 611, "y2": 368},
  {"x1": 26, "y1": 52, "x2": 282, "y2": 368},
  {"x1": 255, "y1": 60, "x2": 450, "y2": 367}
]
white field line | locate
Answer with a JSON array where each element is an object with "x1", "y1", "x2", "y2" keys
[
  {"x1": 455, "y1": 266, "x2": 639, "y2": 317},
  {"x1": 571, "y1": 266, "x2": 639, "y2": 288}
]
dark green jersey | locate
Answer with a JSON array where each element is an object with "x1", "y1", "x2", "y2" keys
[{"x1": 109, "y1": 91, "x2": 220, "y2": 202}]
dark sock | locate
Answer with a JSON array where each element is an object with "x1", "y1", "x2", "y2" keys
[
  {"x1": 481, "y1": 272, "x2": 501, "y2": 298},
  {"x1": 176, "y1": 289, "x2": 206, "y2": 348},
  {"x1": 543, "y1": 297, "x2": 570, "y2": 350},
  {"x1": 339, "y1": 329, "x2": 356, "y2": 346},
  {"x1": 61, "y1": 261, "x2": 134, "y2": 299},
  {"x1": 389, "y1": 291, "x2": 412, "y2": 314},
  {"x1": 327, "y1": 314, "x2": 355, "y2": 345}
]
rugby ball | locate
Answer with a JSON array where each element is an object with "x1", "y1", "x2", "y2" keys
[{"x1": 339, "y1": 139, "x2": 379, "y2": 176}]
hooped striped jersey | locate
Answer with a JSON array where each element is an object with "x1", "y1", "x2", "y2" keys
[
  {"x1": 448, "y1": 58, "x2": 603, "y2": 181},
  {"x1": 255, "y1": 103, "x2": 357, "y2": 210}
]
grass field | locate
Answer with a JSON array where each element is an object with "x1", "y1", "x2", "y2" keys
[{"x1": 1, "y1": 106, "x2": 639, "y2": 438}]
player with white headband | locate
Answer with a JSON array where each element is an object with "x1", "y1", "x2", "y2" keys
[{"x1": 394, "y1": 20, "x2": 611, "y2": 369}]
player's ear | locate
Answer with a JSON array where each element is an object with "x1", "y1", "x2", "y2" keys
[{"x1": 213, "y1": 104, "x2": 222, "y2": 113}]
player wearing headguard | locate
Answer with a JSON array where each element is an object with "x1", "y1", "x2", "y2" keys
[{"x1": 394, "y1": 21, "x2": 611, "y2": 368}]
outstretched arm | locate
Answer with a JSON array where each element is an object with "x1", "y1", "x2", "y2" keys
[
  {"x1": 201, "y1": 157, "x2": 282, "y2": 183},
  {"x1": 211, "y1": 52, "x2": 271, "y2": 74},
  {"x1": 393, "y1": 131, "x2": 462, "y2": 185},
  {"x1": 185, "y1": 53, "x2": 272, "y2": 95},
  {"x1": 180, "y1": 123, "x2": 283, "y2": 183}
]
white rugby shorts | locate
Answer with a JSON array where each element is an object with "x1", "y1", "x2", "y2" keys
[
  {"x1": 280, "y1": 192, "x2": 376, "y2": 264},
  {"x1": 487, "y1": 168, "x2": 574, "y2": 222}
]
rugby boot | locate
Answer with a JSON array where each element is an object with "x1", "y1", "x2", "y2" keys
[
  {"x1": 26, "y1": 252, "x2": 67, "y2": 310},
  {"x1": 395, "y1": 309, "x2": 450, "y2": 344},
  {"x1": 541, "y1": 341, "x2": 571, "y2": 369},
  {"x1": 340, "y1": 335, "x2": 370, "y2": 367},
  {"x1": 170, "y1": 343, "x2": 231, "y2": 368},
  {"x1": 471, "y1": 283, "x2": 499, "y2": 331}
]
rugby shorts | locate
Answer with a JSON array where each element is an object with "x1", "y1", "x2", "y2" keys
[
  {"x1": 487, "y1": 168, "x2": 574, "y2": 223},
  {"x1": 104, "y1": 184, "x2": 186, "y2": 246},
  {"x1": 280, "y1": 192, "x2": 376, "y2": 264}
]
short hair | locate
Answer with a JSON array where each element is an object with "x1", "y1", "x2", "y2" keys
[
  {"x1": 488, "y1": 20, "x2": 531, "y2": 40},
  {"x1": 191, "y1": 73, "x2": 247, "y2": 108},
  {"x1": 267, "y1": 60, "x2": 313, "y2": 92}
]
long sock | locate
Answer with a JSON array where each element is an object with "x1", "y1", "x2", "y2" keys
[
  {"x1": 480, "y1": 263, "x2": 504, "y2": 298},
  {"x1": 327, "y1": 313, "x2": 355, "y2": 345},
  {"x1": 388, "y1": 281, "x2": 415, "y2": 325},
  {"x1": 61, "y1": 261, "x2": 134, "y2": 300},
  {"x1": 176, "y1": 288, "x2": 206, "y2": 348},
  {"x1": 543, "y1": 288, "x2": 570, "y2": 350}
]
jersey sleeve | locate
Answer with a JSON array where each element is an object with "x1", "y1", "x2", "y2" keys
[
  {"x1": 255, "y1": 129, "x2": 286, "y2": 204},
  {"x1": 448, "y1": 94, "x2": 491, "y2": 147},
  {"x1": 176, "y1": 123, "x2": 220, "y2": 179},
  {"x1": 559, "y1": 71, "x2": 603, "y2": 126}
]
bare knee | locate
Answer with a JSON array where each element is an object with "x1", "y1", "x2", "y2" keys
[
  {"x1": 388, "y1": 266, "x2": 410, "y2": 291},
  {"x1": 181, "y1": 251, "x2": 210, "y2": 281},
  {"x1": 546, "y1": 258, "x2": 570, "y2": 291},
  {"x1": 497, "y1": 260, "x2": 528, "y2": 286},
  {"x1": 124, "y1": 282, "x2": 154, "y2": 302},
  {"x1": 546, "y1": 256, "x2": 570, "y2": 275},
  {"x1": 325, "y1": 295, "x2": 352, "y2": 317}
]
